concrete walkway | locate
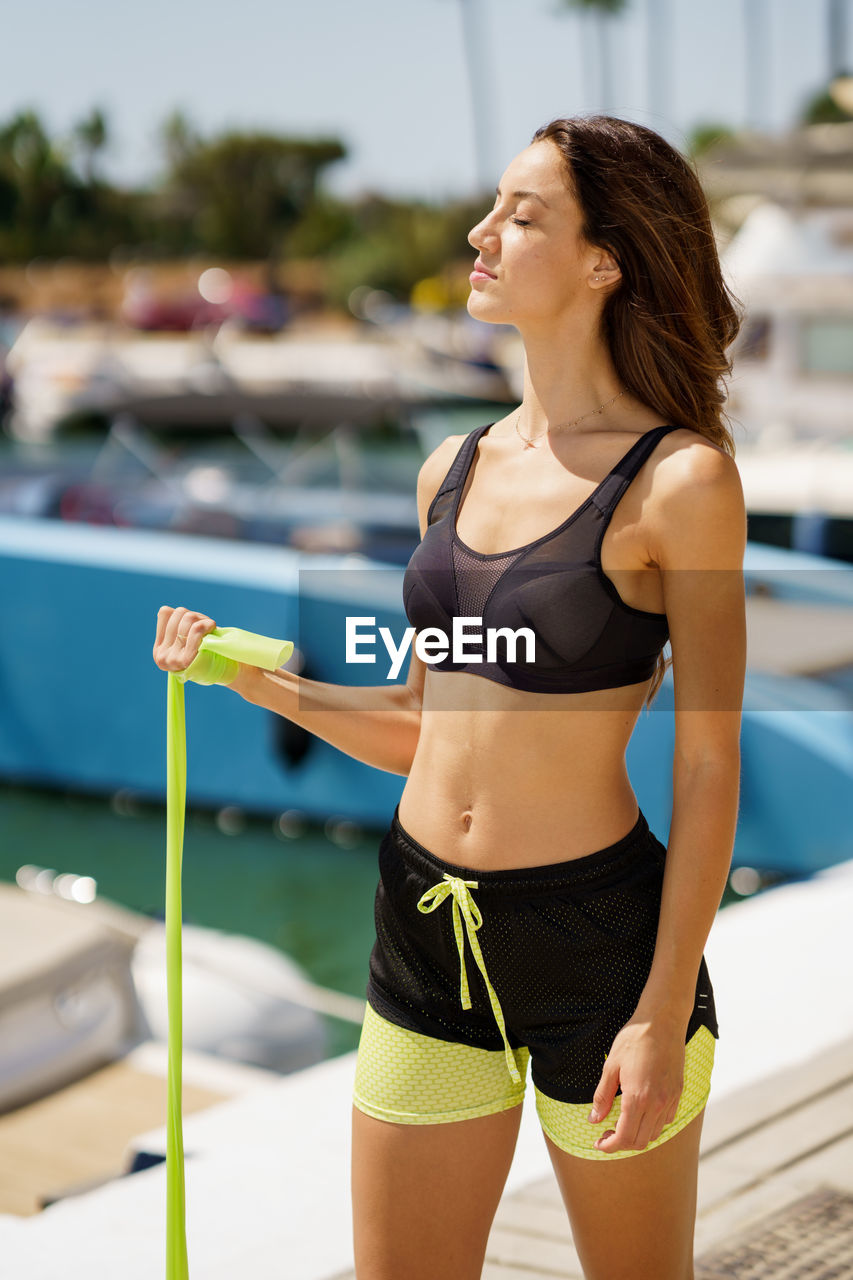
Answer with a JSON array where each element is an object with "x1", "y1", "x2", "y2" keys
[{"x1": 470, "y1": 1028, "x2": 853, "y2": 1278}]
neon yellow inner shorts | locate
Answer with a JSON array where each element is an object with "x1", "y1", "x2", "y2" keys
[
  {"x1": 353, "y1": 1001, "x2": 716, "y2": 1161},
  {"x1": 355, "y1": 805, "x2": 719, "y2": 1160}
]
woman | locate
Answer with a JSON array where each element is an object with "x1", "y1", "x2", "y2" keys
[{"x1": 153, "y1": 114, "x2": 746, "y2": 1280}]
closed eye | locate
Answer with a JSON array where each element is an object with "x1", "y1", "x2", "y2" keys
[{"x1": 512, "y1": 218, "x2": 531, "y2": 227}]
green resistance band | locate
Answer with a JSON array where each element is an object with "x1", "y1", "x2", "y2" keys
[{"x1": 165, "y1": 626, "x2": 294, "y2": 1280}]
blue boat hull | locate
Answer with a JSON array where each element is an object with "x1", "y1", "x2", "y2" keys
[{"x1": 2, "y1": 517, "x2": 852, "y2": 875}]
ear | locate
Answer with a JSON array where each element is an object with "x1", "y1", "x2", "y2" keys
[{"x1": 589, "y1": 250, "x2": 621, "y2": 289}]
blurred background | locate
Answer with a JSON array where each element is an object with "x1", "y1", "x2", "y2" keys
[{"x1": 2, "y1": 0, "x2": 853, "y2": 1248}]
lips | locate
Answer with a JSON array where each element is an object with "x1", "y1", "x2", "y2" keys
[{"x1": 473, "y1": 260, "x2": 497, "y2": 278}]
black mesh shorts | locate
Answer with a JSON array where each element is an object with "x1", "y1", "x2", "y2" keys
[{"x1": 365, "y1": 802, "x2": 719, "y2": 1105}]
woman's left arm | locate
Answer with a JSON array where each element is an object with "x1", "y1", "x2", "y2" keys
[{"x1": 589, "y1": 439, "x2": 747, "y2": 1154}]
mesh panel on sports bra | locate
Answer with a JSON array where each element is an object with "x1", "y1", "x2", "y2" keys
[{"x1": 450, "y1": 540, "x2": 525, "y2": 618}]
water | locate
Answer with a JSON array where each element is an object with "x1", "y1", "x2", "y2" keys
[
  {"x1": 1, "y1": 780, "x2": 762, "y2": 1068},
  {"x1": 0, "y1": 780, "x2": 382, "y2": 1061}
]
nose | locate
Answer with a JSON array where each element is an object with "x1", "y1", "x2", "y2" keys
[{"x1": 467, "y1": 211, "x2": 497, "y2": 252}]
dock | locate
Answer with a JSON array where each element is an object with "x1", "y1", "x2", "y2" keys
[
  {"x1": 0, "y1": 1041, "x2": 275, "y2": 1218},
  {"x1": 478, "y1": 1030, "x2": 853, "y2": 1279},
  {"x1": 0, "y1": 856, "x2": 852, "y2": 1278}
]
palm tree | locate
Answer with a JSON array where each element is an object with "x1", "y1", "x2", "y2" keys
[
  {"x1": 556, "y1": 0, "x2": 630, "y2": 114},
  {"x1": 828, "y1": 0, "x2": 852, "y2": 83},
  {"x1": 644, "y1": 0, "x2": 672, "y2": 126},
  {"x1": 803, "y1": 0, "x2": 853, "y2": 123},
  {"x1": 742, "y1": 0, "x2": 770, "y2": 132},
  {"x1": 455, "y1": 0, "x2": 495, "y2": 193},
  {"x1": 445, "y1": 0, "x2": 628, "y2": 195},
  {"x1": 71, "y1": 106, "x2": 109, "y2": 186}
]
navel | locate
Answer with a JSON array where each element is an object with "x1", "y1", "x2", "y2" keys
[{"x1": 459, "y1": 808, "x2": 474, "y2": 834}]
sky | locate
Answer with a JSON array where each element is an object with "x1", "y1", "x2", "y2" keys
[{"x1": 3, "y1": 0, "x2": 842, "y2": 202}]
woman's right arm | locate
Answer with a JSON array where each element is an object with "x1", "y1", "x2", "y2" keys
[
  {"x1": 229, "y1": 662, "x2": 422, "y2": 778},
  {"x1": 153, "y1": 435, "x2": 463, "y2": 779}
]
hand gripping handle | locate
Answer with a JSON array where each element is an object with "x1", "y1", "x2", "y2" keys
[{"x1": 174, "y1": 625, "x2": 295, "y2": 686}]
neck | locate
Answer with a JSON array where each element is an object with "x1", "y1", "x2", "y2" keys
[{"x1": 516, "y1": 312, "x2": 629, "y2": 437}]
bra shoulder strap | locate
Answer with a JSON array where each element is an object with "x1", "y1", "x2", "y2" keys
[
  {"x1": 592, "y1": 424, "x2": 682, "y2": 517},
  {"x1": 426, "y1": 423, "x2": 492, "y2": 527}
]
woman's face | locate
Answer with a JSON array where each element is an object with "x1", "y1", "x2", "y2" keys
[{"x1": 466, "y1": 140, "x2": 612, "y2": 329}]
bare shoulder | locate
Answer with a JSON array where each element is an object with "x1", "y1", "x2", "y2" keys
[
  {"x1": 652, "y1": 425, "x2": 737, "y2": 480},
  {"x1": 647, "y1": 427, "x2": 746, "y2": 568},
  {"x1": 652, "y1": 426, "x2": 744, "y2": 507}
]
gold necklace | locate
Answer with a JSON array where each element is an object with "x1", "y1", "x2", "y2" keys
[{"x1": 514, "y1": 389, "x2": 626, "y2": 450}]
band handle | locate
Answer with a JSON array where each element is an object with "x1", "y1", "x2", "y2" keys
[{"x1": 175, "y1": 625, "x2": 294, "y2": 686}]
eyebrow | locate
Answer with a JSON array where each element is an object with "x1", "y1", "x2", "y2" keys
[{"x1": 495, "y1": 186, "x2": 549, "y2": 208}]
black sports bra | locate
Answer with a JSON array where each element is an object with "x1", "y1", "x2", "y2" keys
[{"x1": 402, "y1": 421, "x2": 681, "y2": 693}]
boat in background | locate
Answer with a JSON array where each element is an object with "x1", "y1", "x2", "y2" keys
[
  {"x1": 736, "y1": 433, "x2": 853, "y2": 562},
  {"x1": 721, "y1": 201, "x2": 853, "y2": 442},
  {"x1": 0, "y1": 301, "x2": 512, "y2": 564},
  {"x1": 1, "y1": 309, "x2": 513, "y2": 443},
  {"x1": 0, "y1": 867, "x2": 344, "y2": 1116},
  {"x1": 0, "y1": 406, "x2": 497, "y2": 565},
  {"x1": 716, "y1": 201, "x2": 853, "y2": 560},
  {"x1": 1, "y1": 510, "x2": 851, "y2": 878}
]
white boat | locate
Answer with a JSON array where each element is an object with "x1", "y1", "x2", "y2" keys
[
  {"x1": 1, "y1": 314, "x2": 512, "y2": 443},
  {"x1": 0, "y1": 868, "x2": 344, "y2": 1115},
  {"x1": 722, "y1": 200, "x2": 853, "y2": 443}
]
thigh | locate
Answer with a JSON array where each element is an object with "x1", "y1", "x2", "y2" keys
[
  {"x1": 351, "y1": 1003, "x2": 529, "y2": 1279},
  {"x1": 544, "y1": 1106, "x2": 705, "y2": 1280},
  {"x1": 536, "y1": 1024, "x2": 715, "y2": 1280},
  {"x1": 352, "y1": 1103, "x2": 523, "y2": 1280}
]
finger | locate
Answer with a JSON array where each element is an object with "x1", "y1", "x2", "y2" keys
[
  {"x1": 167, "y1": 609, "x2": 210, "y2": 652},
  {"x1": 163, "y1": 606, "x2": 191, "y2": 650},
  {"x1": 588, "y1": 1063, "x2": 619, "y2": 1125},
  {"x1": 630, "y1": 1104, "x2": 669, "y2": 1152},
  {"x1": 663, "y1": 1098, "x2": 680, "y2": 1128},
  {"x1": 154, "y1": 610, "x2": 219, "y2": 672},
  {"x1": 633, "y1": 1078, "x2": 684, "y2": 1148},
  {"x1": 154, "y1": 605, "x2": 175, "y2": 651},
  {"x1": 659, "y1": 1076, "x2": 684, "y2": 1131},
  {"x1": 153, "y1": 605, "x2": 182, "y2": 669},
  {"x1": 179, "y1": 615, "x2": 218, "y2": 665},
  {"x1": 597, "y1": 1095, "x2": 673, "y2": 1153},
  {"x1": 159, "y1": 609, "x2": 210, "y2": 671},
  {"x1": 594, "y1": 1100, "x2": 642, "y2": 1153}
]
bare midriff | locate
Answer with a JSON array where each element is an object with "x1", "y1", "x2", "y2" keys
[
  {"x1": 396, "y1": 408, "x2": 680, "y2": 870},
  {"x1": 397, "y1": 671, "x2": 653, "y2": 871}
]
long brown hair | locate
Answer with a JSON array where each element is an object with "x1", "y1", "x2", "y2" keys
[{"x1": 530, "y1": 113, "x2": 746, "y2": 707}]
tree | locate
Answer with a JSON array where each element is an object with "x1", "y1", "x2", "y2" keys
[
  {"x1": 157, "y1": 127, "x2": 347, "y2": 259},
  {"x1": 159, "y1": 109, "x2": 203, "y2": 177},
  {"x1": 644, "y1": 0, "x2": 673, "y2": 127},
  {"x1": 71, "y1": 106, "x2": 109, "y2": 185},
  {"x1": 555, "y1": 0, "x2": 630, "y2": 114},
  {"x1": 802, "y1": 0, "x2": 853, "y2": 123},
  {"x1": 0, "y1": 109, "x2": 77, "y2": 257}
]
